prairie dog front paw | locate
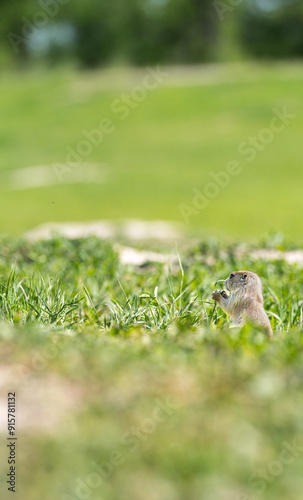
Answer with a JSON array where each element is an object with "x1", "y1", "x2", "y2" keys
[
  {"x1": 212, "y1": 290, "x2": 222, "y2": 301},
  {"x1": 212, "y1": 290, "x2": 228, "y2": 302}
]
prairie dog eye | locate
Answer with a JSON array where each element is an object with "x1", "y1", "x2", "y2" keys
[{"x1": 230, "y1": 273, "x2": 235, "y2": 279}]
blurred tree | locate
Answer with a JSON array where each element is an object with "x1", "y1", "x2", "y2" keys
[
  {"x1": 0, "y1": 0, "x2": 220, "y2": 68},
  {"x1": 239, "y1": 0, "x2": 303, "y2": 59},
  {"x1": 0, "y1": 0, "x2": 36, "y2": 65},
  {"x1": 65, "y1": 0, "x2": 219, "y2": 67},
  {"x1": 124, "y1": 0, "x2": 218, "y2": 65},
  {"x1": 62, "y1": 0, "x2": 120, "y2": 67},
  {"x1": 0, "y1": 0, "x2": 302, "y2": 69}
]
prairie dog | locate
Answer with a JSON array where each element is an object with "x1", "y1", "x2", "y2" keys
[{"x1": 212, "y1": 270, "x2": 273, "y2": 337}]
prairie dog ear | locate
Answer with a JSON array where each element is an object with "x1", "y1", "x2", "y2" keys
[{"x1": 240, "y1": 274, "x2": 247, "y2": 281}]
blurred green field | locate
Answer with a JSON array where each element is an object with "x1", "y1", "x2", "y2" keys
[
  {"x1": 0, "y1": 62, "x2": 302, "y2": 239},
  {"x1": 2, "y1": 324, "x2": 303, "y2": 500}
]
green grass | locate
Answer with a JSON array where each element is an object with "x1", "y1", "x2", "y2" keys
[
  {"x1": 0, "y1": 62, "x2": 303, "y2": 238},
  {"x1": 0, "y1": 236, "x2": 303, "y2": 500},
  {"x1": 0, "y1": 235, "x2": 302, "y2": 332}
]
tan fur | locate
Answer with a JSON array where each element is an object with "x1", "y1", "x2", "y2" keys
[{"x1": 212, "y1": 270, "x2": 273, "y2": 337}]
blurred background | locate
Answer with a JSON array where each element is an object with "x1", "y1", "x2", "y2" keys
[{"x1": 0, "y1": 0, "x2": 303, "y2": 240}]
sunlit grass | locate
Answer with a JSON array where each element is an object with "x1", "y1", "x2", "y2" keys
[{"x1": 1, "y1": 236, "x2": 302, "y2": 332}]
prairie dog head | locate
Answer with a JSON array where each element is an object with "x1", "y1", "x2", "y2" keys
[{"x1": 225, "y1": 271, "x2": 263, "y2": 302}]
